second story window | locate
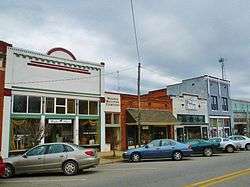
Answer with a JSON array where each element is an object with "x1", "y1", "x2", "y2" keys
[
  {"x1": 222, "y1": 97, "x2": 228, "y2": 111},
  {"x1": 211, "y1": 96, "x2": 218, "y2": 110}
]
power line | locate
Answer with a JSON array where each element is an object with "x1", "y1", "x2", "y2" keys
[
  {"x1": 130, "y1": 0, "x2": 141, "y2": 63},
  {"x1": 6, "y1": 66, "x2": 135, "y2": 85},
  {"x1": 130, "y1": 0, "x2": 142, "y2": 147}
]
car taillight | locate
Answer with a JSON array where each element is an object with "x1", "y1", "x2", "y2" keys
[{"x1": 85, "y1": 150, "x2": 95, "y2": 157}]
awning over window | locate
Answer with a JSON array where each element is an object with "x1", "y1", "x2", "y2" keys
[{"x1": 126, "y1": 108, "x2": 179, "y2": 126}]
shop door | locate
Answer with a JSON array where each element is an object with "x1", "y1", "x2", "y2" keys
[
  {"x1": 202, "y1": 127, "x2": 208, "y2": 139},
  {"x1": 176, "y1": 127, "x2": 184, "y2": 142}
]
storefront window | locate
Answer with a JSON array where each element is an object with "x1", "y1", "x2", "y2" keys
[
  {"x1": 13, "y1": 95, "x2": 27, "y2": 113},
  {"x1": 89, "y1": 101, "x2": 98, "y2": 115},
  {"x1": 46, "y1": 97, "x2": 54, "y2": 113},
  {"x1": 105, "y1": 113, "x2": 112, "y2": 124},
  {"x1": 79, "y1": 100, "x2": 88, "y2": 114},
  {"x1": 45, "y1": 119, "x2": 73, "y2": 143},
  {"x1": 56, "y1": 107, "x2": 65, "y2": 114},
  {"x1": 67, "y1": 99, "x2": 75, "y2": 114},
  {"x1": 224, "y1": 118, "x2": 230, "y2": 127},
  {"x1": 11, "y1": 119, "x2": 41, "y2": 150},
  {"x1": 114, "y1": 114, "x2": 120, "y2": 124},
  {"x1": 28, "y1": 96, "x2": 41, "y2": 113},
  {"x1": 79, "y1": 120, "x2": 98, "y2": 145}
]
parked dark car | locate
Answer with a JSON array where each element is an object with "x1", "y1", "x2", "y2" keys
[
  {"x1": 0, "y1": 156, "x2": 5, "y2": 177},
  {"x1": 123, "y1": 139, "x2": 192, "y2": 162},
  {"x1": 183, "y1": 139, "x2": 220, "y2": 157}
]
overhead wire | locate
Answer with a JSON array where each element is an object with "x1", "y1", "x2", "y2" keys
[{"x1": 6, "y1": 65, "x2": 135, "y2": 85}]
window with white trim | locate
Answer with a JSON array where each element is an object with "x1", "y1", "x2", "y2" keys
[
  {"x1": 67, "y1": 99, "x2": 75, "y2": 114},
  {"x1": 56, "y1": 98, "x2": 66, "y2": 114},
  {"x1": 46, "y1": 97, "x2": 54, "y2": 113}
]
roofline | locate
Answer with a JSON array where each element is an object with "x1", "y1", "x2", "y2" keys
[
  {"x1": 231, "y1": 98, "x2": 250, "y2": 103},
  {"x1": 8, "y1": 46, "x2": 104, "y2": 67},
  {"x1": 183, "y1": 75, "x2": 230, "y2": 83}
]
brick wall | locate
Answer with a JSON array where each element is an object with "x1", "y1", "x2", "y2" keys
[{"x1": 120, "y1": 89, "x2": 173, "y2": 150}]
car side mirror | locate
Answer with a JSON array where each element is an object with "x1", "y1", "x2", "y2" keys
[
  {"x1": 22, "y1": 154, "x2": 28, "y2": 158},
  {"x1": 145, "y1": 145, "x2": 149, "y2": 148}
]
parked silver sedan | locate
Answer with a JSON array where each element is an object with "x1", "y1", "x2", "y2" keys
[{"x1": 3, "y1": 143, "x2": 99, "y2": 178}]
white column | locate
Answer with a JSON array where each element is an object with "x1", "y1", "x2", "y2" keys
[
  {"x1": 73, "y1": 116, "x2": 79, "y2": 145},
  {"x1": 1, "y1": 96, "x2": 12, "y2": 158},
  {"x1": 40, "y1": 115, "x2": 45, "y2": 144},
  {"x1": 100, "y1": 102, "x2": 106, "y2": 151}
]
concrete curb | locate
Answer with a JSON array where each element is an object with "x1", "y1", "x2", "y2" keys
[{"x1": 99, "y1": 159, "x2": 123, "y2": 165}]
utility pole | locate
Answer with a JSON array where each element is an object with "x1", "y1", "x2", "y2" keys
[
  {"x1": 137, "y1": 62, "x2": 141, "y2": 147},
  {"x1": 130, "y1": 0, "x2": 142, "y2": 147},
  {"x1": 219, "y1": 57, "x2": 225, "y2": 80},
  {"x1": 116, "y1": 70, "x2": 120, "y2": 92}
]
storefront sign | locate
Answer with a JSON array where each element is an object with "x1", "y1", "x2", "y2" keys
[
  {"x1": 142, "y1": 126, "x2": 149, "y2": 130},
  {"x1": 105, "y1": 93, "x2": 121, "y2": 112},
  {"x1": 48, "y1": 119, "x2": 72, "y2": 124},
  {"x1": 185, "y1": 99, "x2": 197, "y2": 110}
]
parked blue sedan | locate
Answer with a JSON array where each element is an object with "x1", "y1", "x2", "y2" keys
[{"x1": 123, "y1": 139, "x2": 192, "y2": 162}]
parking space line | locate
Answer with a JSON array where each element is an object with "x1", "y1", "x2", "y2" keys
[
  {"x1": 96, "y1": 167, "x2": 158, "y2": 171},
  {"x1": 184, "y1": 168, "x2": 250, "y2": 187},
  {"x1": 1, "y1": 178, "x2": 87, "y2": 183}
]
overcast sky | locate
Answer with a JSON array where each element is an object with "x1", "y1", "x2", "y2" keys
[{"x1": 1, "y1": 0, "x2": 249, "y2": 99}]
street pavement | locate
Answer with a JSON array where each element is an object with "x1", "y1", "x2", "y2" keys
[{"x1": 0, "y1": 151, "x2": 249, "y2": 187}]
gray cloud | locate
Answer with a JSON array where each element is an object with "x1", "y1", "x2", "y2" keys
[{"x1": 0, "y1": 0, "x2": 249, "y2": 98}]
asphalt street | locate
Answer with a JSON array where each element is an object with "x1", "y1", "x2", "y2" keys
[{"x1": 0, "y1": 151, "x2": 249, "y2": 187}]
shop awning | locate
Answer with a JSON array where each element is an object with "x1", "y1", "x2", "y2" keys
[{"x1": 126, "y1": 108, "x2": 179, "y2": 126}]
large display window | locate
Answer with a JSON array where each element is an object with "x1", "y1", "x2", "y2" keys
[
  {"x1": 79, "y1": 120, "x2": 98, "y2": 145},
  {"x1": 10, "y1": 119, "x2": 42, "y2": 150}
]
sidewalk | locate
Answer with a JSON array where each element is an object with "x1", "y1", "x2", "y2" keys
[{"x1": 98, "y1": 151, "x2": 124, "y2": 165}]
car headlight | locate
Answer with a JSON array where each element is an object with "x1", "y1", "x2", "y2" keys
[{"x1": 123, "y1": 152, "x2": 127, "y2": 154}]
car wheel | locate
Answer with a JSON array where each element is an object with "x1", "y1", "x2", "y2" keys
[
  {"x1": 226, "y1": 145, "x2": 234, "y2": 153},
  {"x1": 3, "y1": 164, "x2": 14, "y2": 178},
  {"x1": 130, "y1": 152, "x2": 141, "y2": 162},
  {"x1": 63, "y1": 161, "x2": 78, "y2": 176},
  {"x1": 245, "y1": 144, "x2": 250, "y2": 151},
  {"x1": 203, "y1": 147, "x2": 213, "y2": 157},
  {"x1": 172, "y1": 151, "x2": 183, "y2": 161}
]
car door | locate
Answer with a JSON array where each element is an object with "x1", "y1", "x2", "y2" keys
[
  {"x1": 236, "y1": 136, "x2": 247, "y2": 148},
  {"x1": 159, "y1": 139, "x2": 173, "y2": 158},
  {"x1": 230, "y1": 136, "x2": 244, "y2": 148},
  {"x1": 15, "y1": 145, "x2": 47, "y2": 174},
  {"x1": 43, "y1": 144, "x2": 68, "y2": 172},
  {"x1": 189, "y1": 140, "x2": 202, "y2": 153},
  {"x1": 141, "y1": 140, "x2": 161, "y2": 159}
]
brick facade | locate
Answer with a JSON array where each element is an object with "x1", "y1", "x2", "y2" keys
[{"x1": 120, "y1": 89, "x2": 173, "y2": 150}]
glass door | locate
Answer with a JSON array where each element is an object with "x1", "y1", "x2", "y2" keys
[{"x1": 176, "y1": 127, "x2": 184, "y2": 142}]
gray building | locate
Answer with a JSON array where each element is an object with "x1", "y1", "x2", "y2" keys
[{"x1": 167, "y1": 75, "x2": 232, "y2": 138}]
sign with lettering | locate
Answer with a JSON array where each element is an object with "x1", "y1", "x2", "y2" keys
[
  {"x1": 185, "y1": 99, "x2": 197, "y2": 110},
  {"x1": 105, "y1": 93, "x2": 121, "y2": 112},
  {"x1": 48, "y1": 119, "x2": 72, "y2": 124}
]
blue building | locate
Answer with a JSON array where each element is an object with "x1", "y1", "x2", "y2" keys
[
  {"x1": 231, "y1": 99, "x2": 250, "y2": 137},
  {"x1": 167, "y1": 75, "x2": 232, "y2": 138}
]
